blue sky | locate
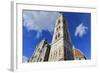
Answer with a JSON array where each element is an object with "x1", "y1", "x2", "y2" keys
[{"x1": 22, "y1": 10, "x2": 91, "y2": 62}]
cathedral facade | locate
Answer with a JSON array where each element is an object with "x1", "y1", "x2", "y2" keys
[{"x1": 28, "y1": 14, "x2": 86, "y2": 62}]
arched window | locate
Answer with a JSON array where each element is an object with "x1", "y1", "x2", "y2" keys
[
  {"x1": 56, "y1": 26, "x2": 60, "y2": 32},
  {"x1": 55, "y1": 35, "x2": 57, "y2": 40},
  {"x1": 59, "y1": 26, "x2": 60, "y2": 30},
  {"x1": 58, "y1": 19, "x2": 61, "y2": 24},
  {"x1": 56, "y1": 27, "x2": 58, "y2": 31},
  {"x1": 58, "y1": 33, "x2": 60, "y2": 38}
]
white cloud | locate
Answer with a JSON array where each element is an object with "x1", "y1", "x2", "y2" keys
[
  {"x1": 22, "y1": 56, "x2": 28, "y2": 63},
  {"x1": 75, "y1": 23, "x2": 88, "y2": 37},
  {"x1": 23, "y1": 10, "x2": 61, "y2": 38}
]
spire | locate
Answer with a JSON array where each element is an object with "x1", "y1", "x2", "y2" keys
[{"x1": 59, "y1": 12, "x2": 65, "y2": 20}]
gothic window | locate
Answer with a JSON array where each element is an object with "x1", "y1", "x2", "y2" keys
[
  {"x1": 53, "y1": 51, "x2": 57, "y2": 57},
  {"x1": 56, "y1": 26, "x2": 61, "y2": 32},
  {"x1": 55, "y1": 35, "x2": 57, "y2": 40},
  {"x1": 58, "y1": 33, "x2": 60, "y2": 38},
  {"x1": 58, "y1": 19, "x2": 61, "y2": 24},
  {"x1": 40, "y1": 58, "x2": 42, "y2": 61},
  {"x1": 56, "y1": 27, "x2": 58, "y2": 31},
  {"x1": 59, "y1": 49, "x2": 61, "y2": 56},
  {"x1": 59, "y1": 26, "x2": 60, "y2": 30},
  {"x1": 55, "y1": 51, "x2": 57, "y2": 57}
]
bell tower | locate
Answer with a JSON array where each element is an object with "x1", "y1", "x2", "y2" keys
[{"x1": 49, "y1": 13, "x2": 74, "y2": 61}]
